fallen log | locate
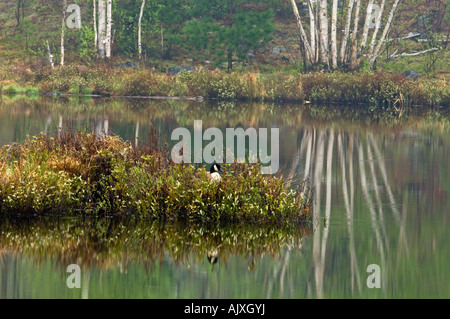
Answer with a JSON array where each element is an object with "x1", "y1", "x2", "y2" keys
[
  {"x1": 114, "y1": 95, "x2": 204, "y2": 102},
  {"x1": 41, "y1": 92, "x2": 204, "y2": 102}
]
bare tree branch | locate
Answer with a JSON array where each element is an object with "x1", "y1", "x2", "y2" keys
[{"x1": 389, "y1": 47, "x2": 440, "y2": 58}]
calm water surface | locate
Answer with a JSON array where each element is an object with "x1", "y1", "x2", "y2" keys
[{"x1": 0, "y1": 96, "x2": 448, "y2": 298}]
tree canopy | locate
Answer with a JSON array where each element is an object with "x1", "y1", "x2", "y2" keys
[{"x1": 181, "y1": 2, "x2": 274, "y2": 70}]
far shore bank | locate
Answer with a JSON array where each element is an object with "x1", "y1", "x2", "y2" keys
[{"x1": 1, "y1": 67, "x2": 448, "y2": 108}]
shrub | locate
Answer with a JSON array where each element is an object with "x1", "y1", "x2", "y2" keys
[
  {"x1": 178, "y1": 70, "x2": 242, "y2": 99},
  {"x1": 263, "y1": 73, "x2": 304, "y2": 101},
  {"x1": 25, "y1": 87, "x2": 39, "y2": 95},
  {"x1": 121, "y1": 71, "x2": 152, "y2": 96},
  {"x1": 5, "y1": 86, "x2": 18, "y2": 95},
  {"x1": 26, "y1": 64, "x2": 449, "y2": 107}
]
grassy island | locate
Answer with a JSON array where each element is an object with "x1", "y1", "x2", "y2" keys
[{"x1": 0, "y1": 130, "x2": 311, "y2": 223}]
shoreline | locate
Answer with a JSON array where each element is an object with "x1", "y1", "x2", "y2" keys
[{"x1": 1, "y1": 69, "x2": 448, "y2": 108}]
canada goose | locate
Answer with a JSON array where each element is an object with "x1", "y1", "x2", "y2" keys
[
  {"x1": 207, "y1": 249, "x2": 219, "y2": 265},
  {"x1": 207, "y1": 163, "x2": 222, "y2": 182}
]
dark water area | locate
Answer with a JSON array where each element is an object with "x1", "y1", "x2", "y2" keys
[{"x1": 0, "y1": 96, "x2": 448, "y2": 298}]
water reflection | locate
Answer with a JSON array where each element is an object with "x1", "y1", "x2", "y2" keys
[
  {"x1": 0, "y1": 96, "x2": 448, "y2": 298},
  {"x1": 287, "y1": 126, "x2": 448, "y2": 298},
  {"x1": 0, "y1": 217, "x2": 308, "y2": 298},
  {"x1": 0, "y1": 218, "x2": 308, "y2": 269}
]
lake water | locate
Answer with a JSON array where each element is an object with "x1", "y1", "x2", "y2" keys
[{"x1": 0, "y1": 96, "x2": 448, "y2": 298}]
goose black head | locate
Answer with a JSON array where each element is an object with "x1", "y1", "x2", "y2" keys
[
  {"x1": 207, "y1": 255, "x2": 219, "y2": 264},
  {"x1": 210, "y1": 163, "x2": 222, "y2": 174},
  {"x1": 207, "y1": 249, "x2": 219, "y2": 265}
]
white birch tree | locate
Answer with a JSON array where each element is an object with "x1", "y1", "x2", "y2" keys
[
  {"x1": 97, "y1": 0, "x2": 106, "y2": 58},
  {"x1": 138, "y1": 0, "x2": 146, "y2": 60},
  {"x1": 340, "y1": 0, "x2": 355, "y2": 64},
  {"x1": 360, "y1": 0, "x2": 375, "y2": 54},
  {"x1": 306, "y1": 0, "x2": 317, "y2": 64},
  {"x1": 93, "y1": 0, "x2": 98, "y2": 50},
  {"x1": 368, "y1": 0, "x2": 386, "y2": 56},
  {"x1": 288, "y1": 0, "x2": 404, "y2": 70},
  {"x1": 105, "y1": 0, "x2": 112, "y2": 58},
  {"x1": 369, "y1": 0, "x2": 403, "y2": 68},
  {"x1": 350, "y1": 0, "x2": 361, "y2": 67},
  {"x1": 60, "y1": 0, "x2": 67, "y2": 66},
  {"x1": 289, "y1": 0, "x2": 314, "y2": 65},
  {"x1": 331, "y1": 0, "x2": 338, "y2": 68},
  {"x1": 46, "y1": 40, "x2": 54, "y2": 69},
  {"x1": 318, "y1": 0, "x2": 329, "y2": 66}
]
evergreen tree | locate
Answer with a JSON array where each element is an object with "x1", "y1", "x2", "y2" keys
[
  {"x1": 158, "y1": 0, "x2": 197, "y2": 59},
  {"x1": 181, "y1": 0, "x2": 274, "y2": 70}
]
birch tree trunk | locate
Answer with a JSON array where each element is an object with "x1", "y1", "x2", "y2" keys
[
  {"x1": 138, "y1": 0, "x2": 146, "y2": 60},
  {"x1": 331, "y1": 0, "x2": 338, "y2": 68},
  {"x1": 60, "y1": 0, "x2": 67, "y2": 66},
  {"x1": 105, "y1": 0, "x2": 112, "y2": 58},
  {"x1": 306, "y1": 0, "x2": 317, "y2": 64},
  {"x1": 98, "y1": 0, "x2": 106, "y2": 58},
  {"x1": 369, "y1": 0, "x2": 403, "y2": 68},
  {"x1": 340, "y1": 0, "x2": 355, "y2": 64},
  {"x1": 289, "y1": 0, "x2": 313, "y2": 65},
  {"x1": 318, "y1": 0, "x2": 329, "y2": 66},
  {"x1": 350, "y1": 0, "x2": 361, "y2": 68},
  {"x1": 360, "y1": 0, "x2": 375, "y2": 55},
  {"x1": 289, "y1": 0, "x2": 403, "y2": 70},
  {"x1": 368, "y1": 0, "x2": 386, "y2": 56},
  {"x1": 93, "y1": 0, "x2": 98, "y2": 50},
  {"x1": 46, "y1": 40, "x2": 54, "y2": 69}
]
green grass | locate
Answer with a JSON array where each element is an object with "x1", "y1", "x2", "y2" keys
[
  {"x1": 5, "y1": 85, "x2": 18, "y2": 95},
  {"x1": 25, "y1": 87, "x2": 39, "y2": 95},
  {"x1": 1, "y1": 85, "x2": 39, "y2": 95}
]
